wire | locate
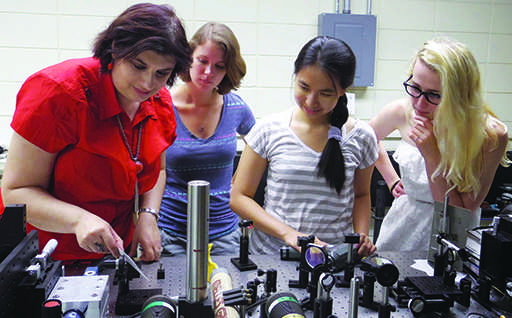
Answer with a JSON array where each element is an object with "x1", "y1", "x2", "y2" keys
[{"x1": 470, "y1": 226, "x2": 492, "y2": 231}]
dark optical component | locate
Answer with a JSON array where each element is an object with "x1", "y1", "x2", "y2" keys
[{"x1": 265, "y1": 292, "x2": 305, "y2": 318}]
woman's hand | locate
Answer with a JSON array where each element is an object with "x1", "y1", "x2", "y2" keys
[
  {"x1": 74, "y1": 213, "x2": 123, "y2": 258},
  {"x1": 284, "y1": 230, "x2": 327, "y2": 252},
  {"x1": 391, "y1": 179, "x2": 405, "y2": 198},
  {"x1": 130, "y1": 213, "x2": 162, "y2": 261},
  {"x1": 409, "y1": 114, "x2": 438, "y2": 156},
  {"x1": 356, "y1": 233, "x2": 376, "y2": 257}
]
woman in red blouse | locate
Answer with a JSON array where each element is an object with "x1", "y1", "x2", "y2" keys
[{"x1": 1, "y1": 3, "x2": 192, "y2": 261}]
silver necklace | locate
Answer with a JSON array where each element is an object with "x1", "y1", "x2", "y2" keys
[{"x1": 116, "y1": 114, "x2": 145, "y2": 214}]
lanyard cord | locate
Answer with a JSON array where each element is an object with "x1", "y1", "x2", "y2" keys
[
  {"x1": 116, "y1": 114, "x2": 145, "y2": 215},
  {"x1": 116, "y1": 114, "x2": 143, "y2": 162}
]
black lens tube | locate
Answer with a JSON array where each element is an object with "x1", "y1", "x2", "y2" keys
[
  {"x1": 141, "y1": 295, "x2": 177, "y2": 318},
  {"x1": 266, "y1": 292, "x2": 305, "y2": 318}
]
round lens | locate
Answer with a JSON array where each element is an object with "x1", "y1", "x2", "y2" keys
[
  {"x1": 305, "y1": 246, "x2": 326, "y2": 269},
  {"x1": 321, "y1": 273, "x2": 335, "y2": 289},
  {"x1": 376, "y1": 263, "x2": 400, "y2": 287}
]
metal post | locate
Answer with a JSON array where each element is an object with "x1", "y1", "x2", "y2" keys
[
  {"x1": 348, "y1": 277, "x2": 360, "y2": 318},
  {"x1": 343, "y1": 0, "x2": 351, "y2": 14},
  {"x1": 374, "y1": 180, "x2": 387, "y2": 243},
  {"x1": 186, "y1": 180, "x2": 210, "y2": 303},
  {"x1": 367, "y1": 0, "x2": 373, "y2": 15}
]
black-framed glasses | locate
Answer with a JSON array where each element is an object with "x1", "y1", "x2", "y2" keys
[{"x1": 403, "y1": 75, "x2": 441, "y2": 105}]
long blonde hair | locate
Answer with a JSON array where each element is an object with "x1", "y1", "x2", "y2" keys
[{"x1": 411, "y1": 38, "x2": 509, "y2": 195}]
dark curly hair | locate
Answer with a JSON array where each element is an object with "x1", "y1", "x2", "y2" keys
[{"x1": 92, "y1": 3, "x2": 192, "y2": 87}]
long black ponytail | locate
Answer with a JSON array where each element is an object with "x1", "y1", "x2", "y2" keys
[
  {"x1": 318, "y1": 95, "x2": 349, "y2": 194},
  {"x1": 294, "y1": 36, "x2": 356, "y2": 194}
]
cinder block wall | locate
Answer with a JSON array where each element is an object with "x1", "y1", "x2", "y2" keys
[{"x1": 1, "y1": 0, "x2": 511, "y2": 150}]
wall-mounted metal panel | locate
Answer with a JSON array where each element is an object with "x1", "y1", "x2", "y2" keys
[{"x1": 319, "y1": 13, "x2": 377, "y2": 87}]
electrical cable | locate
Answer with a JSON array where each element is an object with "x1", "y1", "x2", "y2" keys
[{"x1": 470, "y1": 226, "x2": 492, "y2": 231}]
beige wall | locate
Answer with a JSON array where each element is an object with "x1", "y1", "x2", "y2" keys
[{"x1": 1, "y1": 0, "x2": 511, "y2": 149}]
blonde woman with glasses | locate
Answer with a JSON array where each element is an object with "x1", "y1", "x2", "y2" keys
[{"x1": 370, "y1": 38, "x2": 509, "y2": 253}]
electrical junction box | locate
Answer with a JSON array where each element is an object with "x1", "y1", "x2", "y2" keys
[{"x1": 318, "y1": 13, "x2": 377, "y2": 87}]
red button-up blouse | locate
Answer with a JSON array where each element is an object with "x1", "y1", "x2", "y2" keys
[{"x1": 11, "y1": 57, "x2": 176, "y2": 260}]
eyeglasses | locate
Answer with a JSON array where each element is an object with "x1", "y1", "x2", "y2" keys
[{"x1": 403, "y1": 75, "x2": 441, "y2": 105}]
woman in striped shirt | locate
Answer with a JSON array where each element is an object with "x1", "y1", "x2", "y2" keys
[{"x1": 230, "y1": 36, "x2": 378, "y2": 256}]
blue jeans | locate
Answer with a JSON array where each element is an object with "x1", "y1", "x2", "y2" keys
[{"x1": 160, "y1": 228, "x2": 241, "y2": 256}]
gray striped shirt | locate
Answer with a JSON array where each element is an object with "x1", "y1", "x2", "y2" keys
[{"x1": 246, "y1": 109, "x2": 378, "y2": 254}]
